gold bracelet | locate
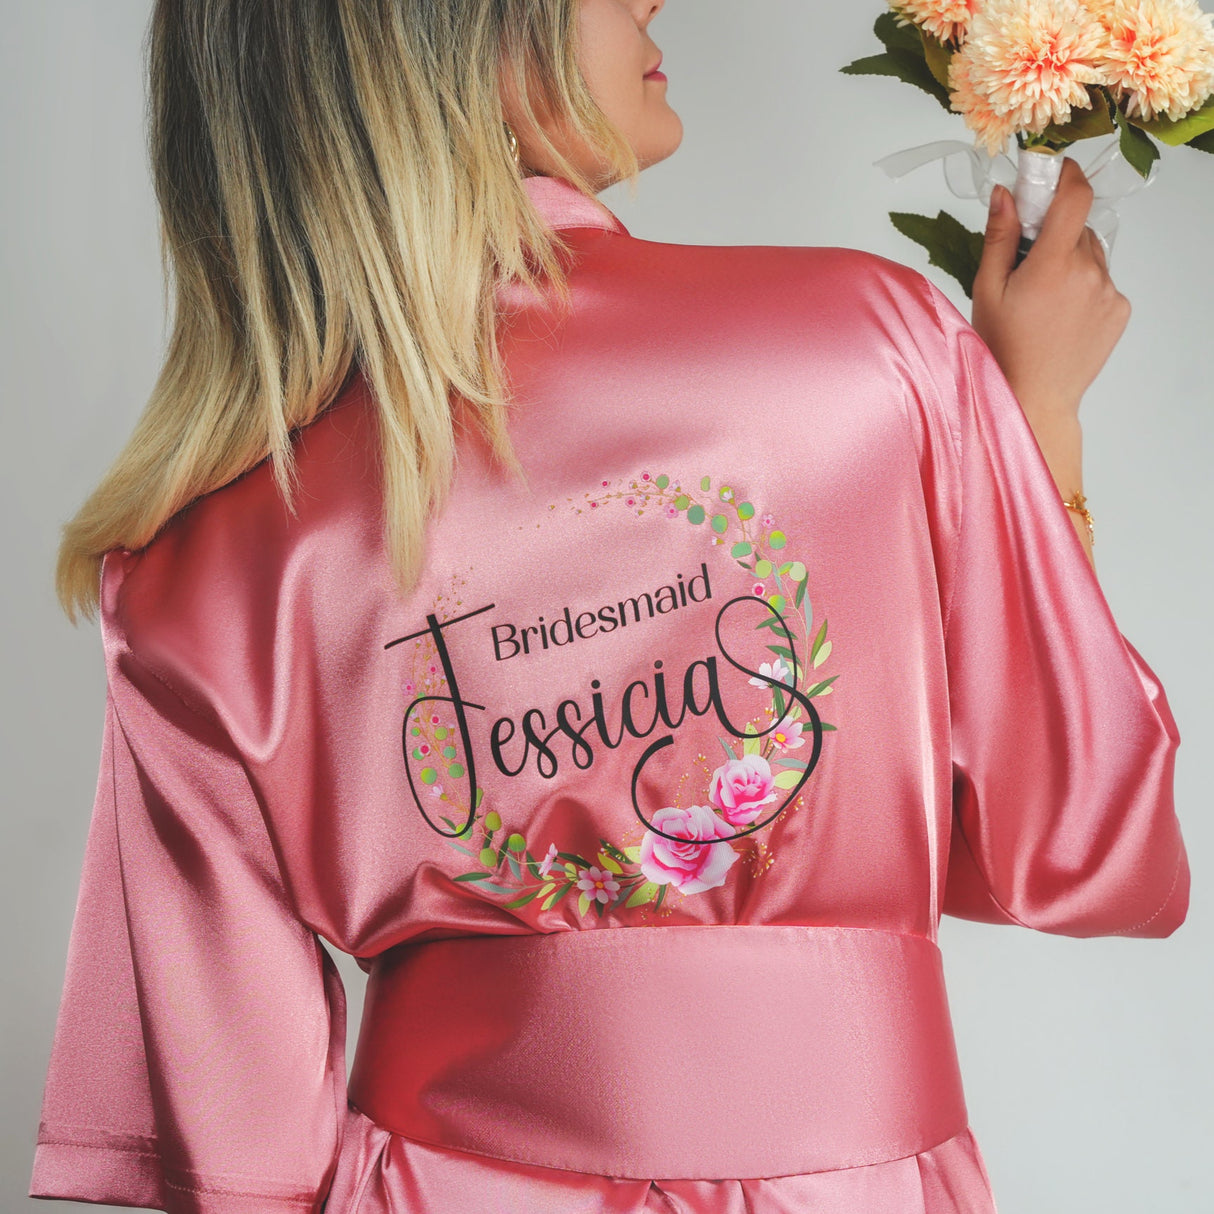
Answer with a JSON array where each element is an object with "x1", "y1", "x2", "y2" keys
[{"x1": 1063, "y1": 491, "x2": 1094, "y2": 546}]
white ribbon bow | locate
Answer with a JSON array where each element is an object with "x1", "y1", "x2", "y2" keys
[{"x1": 873, "y1": 133, "x2": 1160, "y2": 262}]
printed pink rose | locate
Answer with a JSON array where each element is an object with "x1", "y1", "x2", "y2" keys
[
  {"x1": 639, "y1": 805, "x2": 739, "y2": 894},
  {"x1": 707, "y1": 754, "x2": 778, "y2": 826}
]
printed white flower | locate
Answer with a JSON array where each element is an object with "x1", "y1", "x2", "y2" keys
[
  {"x1": 537, "y1": 842, "x2": 558, "y2": 878},
  {"x1": 748, "y1": 657, "x2": 793, "y2": 689}
]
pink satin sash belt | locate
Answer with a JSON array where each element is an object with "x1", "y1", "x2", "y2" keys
[{"x1": 347, "y1": 924, "x2": 969, "y2": 1180}]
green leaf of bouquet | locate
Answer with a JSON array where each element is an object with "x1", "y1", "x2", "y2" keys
[
  {"x1": 1114, "y1": 108, "x2": 1160, "y2": 178},
  {"x1": 501, "y1": 887, "x2": 543, "y2": 909},
  {"x1": 1188, "y1": 128, "x2": 1214, "y2": 152},
  {"x1": 873, "y1": 9, "x2": 923, "y2": 55},
  {"x1": 839, "y1": 49, "x2": 952, "y2": 112},
  {"x1": 919, "y1": 31, "x2": 953, "y2": 92},
  {"x1": 1042, "y1": 89, "x2": 1114, "y2": 144},
  {"x1": 888, "y1": 209, "x2": 984, "y2": 299},
  {"x1": 626, "y1": 881, "x2": 660, "y2": 908},
  {"x1": 1136, "y1": 95, "x2": 1214, "y2": 147}
]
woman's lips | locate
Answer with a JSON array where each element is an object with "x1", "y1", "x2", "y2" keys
[{"x1": 644, "y1": 69, "x2": 667, "y2": 81}]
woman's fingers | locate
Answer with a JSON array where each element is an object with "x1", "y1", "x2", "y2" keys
[{"x1": 1029, "y1": 155, "x2": 1095, "y2": 259}]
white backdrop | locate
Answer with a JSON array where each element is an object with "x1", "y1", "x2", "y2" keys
[{"x1": 3, "y1": 3, "x2": 1210, "y2": 1211}]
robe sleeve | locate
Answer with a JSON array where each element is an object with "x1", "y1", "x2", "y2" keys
[
  {"x1": 919, "y1": 279, "x2": 1190, "y2": 939},
  {"x1": 30, "y1": 553, "x2": 347, "y2": 1212}
]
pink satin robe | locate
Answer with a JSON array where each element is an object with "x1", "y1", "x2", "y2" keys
[{"x1": 31, "y1": 173, "x2": 1190, "y2": 1213}]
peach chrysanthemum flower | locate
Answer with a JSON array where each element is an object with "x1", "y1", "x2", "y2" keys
[
  {"x1": 889, "y1": 0, "x2": 981, "y2": 45},
  {"x1": 948, "y1": 0, "x2": 1108, "y2": 154},
  {"x1": 1085, "y1": 0, "x2": 1214, "y2": 121}
]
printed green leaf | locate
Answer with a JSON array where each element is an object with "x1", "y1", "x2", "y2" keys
[
  {"x1": 626, "y1": 881, "x2": 660, "y2": 908},
  {"x1": 506, "y1": 854, "x2": 522, "y2": 880},
  {"x1": 794, "y1": 576, "x2": 808, "y2": 608},
  {"x1": 447, "y1": 762, "x2": 465, "y2": 779},
  {"x1": 805, "y1": 675, "x2": 840, "y2": 697},
  {"x1": 453, "y1": 871, "x2": 492, "y2": 882},
  {"x1": 622, "y1": 846, "x2": 642, "y2": 862},
  {"x1": 754, "y1": 558, "x2": 773, "y2": 577},
  {"x1": 774, "y1": 769, "x2": 804, "y2": 789},
  {"x1": 541, "y1": 882, "x2": 575, "y2": 910},
  {"x1": 888, "y1": 209, "x2": 984, "y2": 299},
  {"x1": 819, "y1": 723, "x2": 837, "y2": 731},
  {"x1": 813, "y1": 640, "x2": 833, "y2": 668},
  {"x1": 743, "y1": 730, "x2": 762, "y2": 757},
  {"x1": 655, "y1": 884, "x2": 667, "y2": 910},
  {"x1": 767, "y1": 644, "x2": 796, "y2": 661},
  {"x1": 655, "y1": 474, "x2": 669, "y2": 489},
  {"x1": 711, "y1": 513, "x2": 729, "y2": 534},
  {"x1": 777, "y1": 757, "x2": 809, "y2": 770},
  {"x1": 478, "y1": 846, "x2": 497, "y2": 867},
  {"x1": 737, "y1": 501, "x2": 755, "y2": 520},
  {"x1": 596, "y1": 851, "x2": 624, "y2": 875},
  {"x1": 718, "y1": 736, "x2": 739, "y2": 764},
  {"x1": 700, "y1": 476, "x2": 711, "y2": 491},
  {"x1": 687, "y1": 504, "x2": 706, "y2": 524},
  {"x1": 501, "y1": 887, "x2": 543, "y2": 909},
  {"x1": 577, "y1": 891, "x2": 592, "y2": 917},
  {"x1": 769, "y1": 530, "x2": 787, "y2": 550},
  {"x1": 475, "y1": 787, "x2": 485, "y2": 808},
  {"x1": 810, "y1": 618, "x2": 829, "y2": 662},
  {"x1": 772, "y1": 687, "x2": 786, "y2": 719},
  {"x1": 674, "y1": 494, "x2": 690, "y2": 509},
  {"x1": 732, "y1": 541, "x2": 753, "y2": 558},
  {"x1": 420, "y1": 766, "x2": 438, "y2": 785}
]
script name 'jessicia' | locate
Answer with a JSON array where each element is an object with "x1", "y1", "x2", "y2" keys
[{"x1": 490, "y1": 563, "x2": 712, "y2": 661}]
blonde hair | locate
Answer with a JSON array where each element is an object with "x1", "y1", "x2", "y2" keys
[{"x1": 56, "y1": 0, "x2": 639, "y2": 622}]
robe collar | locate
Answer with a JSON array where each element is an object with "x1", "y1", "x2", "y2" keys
[{"x1": 521, "y1": 173, "x2": 630, "y2": 237}]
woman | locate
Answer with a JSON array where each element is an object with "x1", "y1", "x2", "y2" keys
[{"x1": 31, "y1": 1, "x2": 1188, "y2": 1212}]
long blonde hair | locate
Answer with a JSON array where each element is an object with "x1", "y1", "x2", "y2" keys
[{"x1": 56, "y1": 0, "x2": 639, "y2": 622}]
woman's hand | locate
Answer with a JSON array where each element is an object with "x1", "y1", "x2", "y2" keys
[
  {"x1": 969, "y1": 153, "x2": 1125, "y2": 572},
  {"x1": 970, "y1": 154, "x2": 1131, "y2": 422}
]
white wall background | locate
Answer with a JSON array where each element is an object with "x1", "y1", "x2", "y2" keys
[{"x1": 2, "y1": 2, "x2": 1210, "y2": 1211}]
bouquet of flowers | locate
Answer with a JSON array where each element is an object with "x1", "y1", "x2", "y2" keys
[{"x1": 841, "y1": 0, "x2": 1214, "y2": 295}]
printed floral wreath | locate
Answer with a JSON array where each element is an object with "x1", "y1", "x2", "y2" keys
[{"x1": 403, "y1": 470, "x2": 838, "y2": 921}]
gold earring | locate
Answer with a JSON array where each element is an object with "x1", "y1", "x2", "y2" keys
[{"x1": 504, "y1": 121, "x2": 522, "y2": 172}]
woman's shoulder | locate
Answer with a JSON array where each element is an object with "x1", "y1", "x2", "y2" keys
[{"x1": 588, "y1": 230, "x2": 942, "y2": 345}]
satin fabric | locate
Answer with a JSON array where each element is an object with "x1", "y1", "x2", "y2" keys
[{"x1": 31, "y1": 172, "x2": 1188, "y2": 1213}]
